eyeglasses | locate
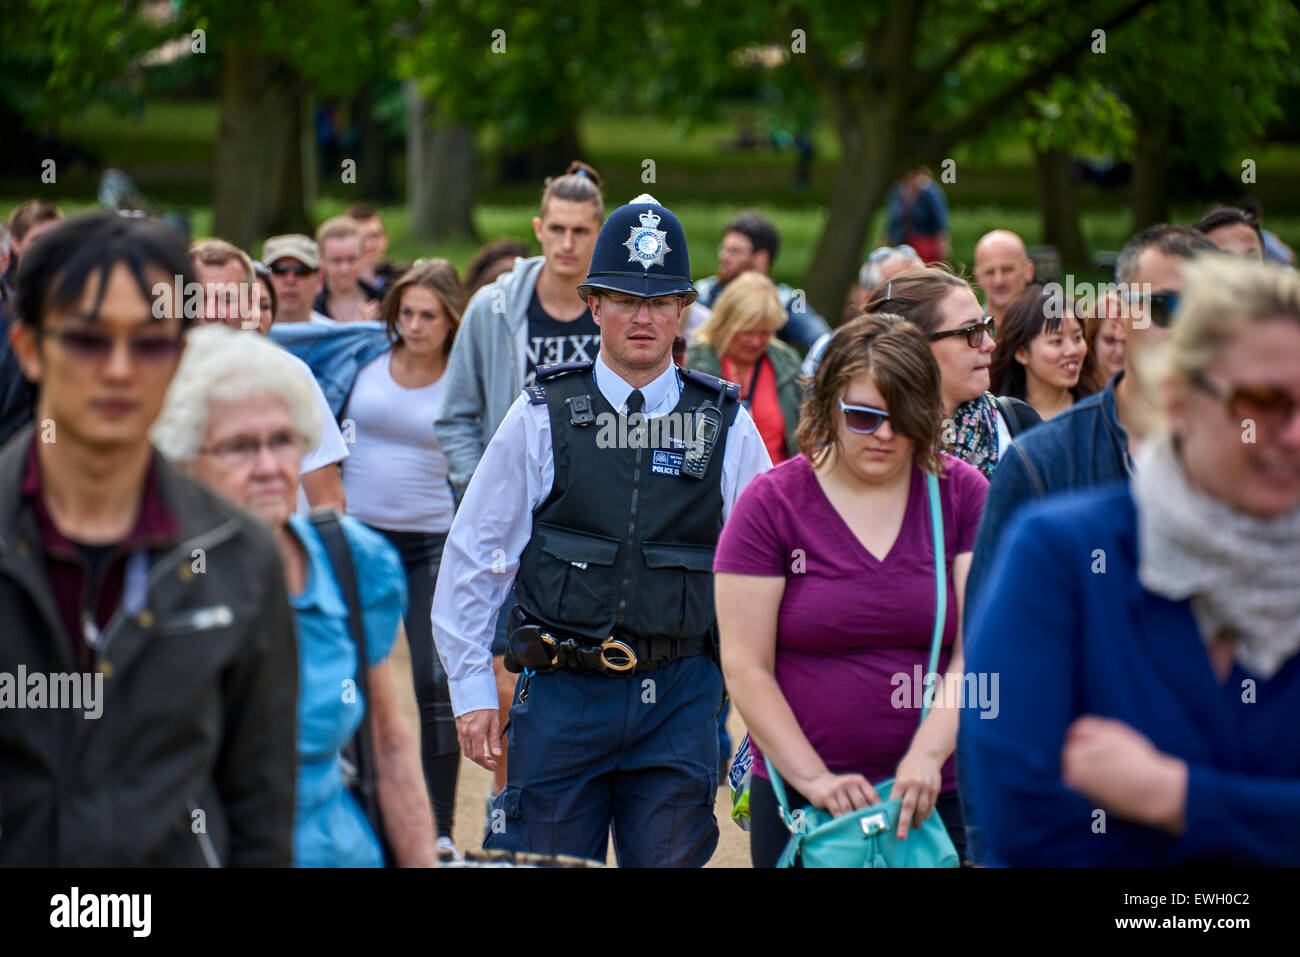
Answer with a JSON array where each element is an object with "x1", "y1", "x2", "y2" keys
[
  {"x1": 839, "y1": 399, "x2": 891, "y2": 434},
  {"x1": 718, "y1": 243, "x2": 753, "y2": 258},
  {"x1": 48, "y1": 327, "x2": 183, "y2": 364},
  {"x1": 270, "y1": 262, "x2": 316, "y2": 277},
  {"x1": 198, "y1": 430, "x2": 301, "y2": 467},
  {"x1": 1191, "y1": 372, "x2": 1300, "y2": 433},
  {"x1": 1126, "y1": 290, "x2": 1180, "y2": 328},
  {"x1": 601, "y1": 294, "x2": 682, "y2": 318},
  {"x1": 928, "y1": 316, "x2": 996, "y2": 348}
]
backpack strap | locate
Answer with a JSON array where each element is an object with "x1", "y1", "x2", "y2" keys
[
  {"x1": 308, "y1": 509, "x2": 394, "y2": 866},
  {"x1": 993, "y1": 394, "x2": 1042, "y2": 438}
]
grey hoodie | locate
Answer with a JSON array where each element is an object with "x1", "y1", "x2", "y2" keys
[{"x1": 435, "y1": 255, "x2": 545, "y2": 491}]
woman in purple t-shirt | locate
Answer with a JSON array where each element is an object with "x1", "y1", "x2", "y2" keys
[{"x1": 716, "y1": 314, "x2": 988, "y2": 867}]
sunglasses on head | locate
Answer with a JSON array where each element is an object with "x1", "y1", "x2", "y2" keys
[
  {"x1": 928, "y1": 315, "x2": 996, "y2": 348},
  {"x1": 867, "y1": 244, "x2": 919, "y2": 263},
  {"x1": 270, "y1": 262, "x2": 316, "y2": 277},
  {"x1": 48, "y1": 326, "x2": 183, "y2": 364},
  {"x1": 839, "y1": 398, "x2": 890, "y2": 434},
  {"x1": 1191, "y1": 372, "x2": 1300, "y2": 433}
]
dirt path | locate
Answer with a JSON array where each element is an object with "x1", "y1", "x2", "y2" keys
[{"x1": 389, "y1": 631, "x2": 754, "y2": 867}]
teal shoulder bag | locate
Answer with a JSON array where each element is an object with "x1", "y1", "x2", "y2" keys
[{"x1": 765, "y1": 470, "x2": 960, "y2": 868}]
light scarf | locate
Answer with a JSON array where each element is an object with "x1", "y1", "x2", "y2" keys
[
  {"x1": 1133, "y1": 434, "x2": 1300, "y2": 679},
  {"x1": 949, "y1": 393, "x2": 1000, "y2": 479}
]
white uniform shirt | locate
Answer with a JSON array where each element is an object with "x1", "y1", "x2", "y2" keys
[{"x1": 431, "y1": 355, "x2": 772, "y2": 716}]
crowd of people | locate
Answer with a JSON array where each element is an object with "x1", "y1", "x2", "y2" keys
[{"x1": 0, "y1": 160, "x2": 1296, "y2": 868}]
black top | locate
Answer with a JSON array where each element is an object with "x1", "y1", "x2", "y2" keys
[
  {"x1": 313, "y1": 278, "x2": 382, "y2": 318},
  {"x1": 523, "y1": 289, "x2": 599, "y2": 384}
]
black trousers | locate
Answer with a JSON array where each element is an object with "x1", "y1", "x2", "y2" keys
[
  {"x1": 370, "y1": 526, "x2": 460, "y2": 839},
  {"x1": 748, "y1": 774, "x2": 967, "y2": 868}
]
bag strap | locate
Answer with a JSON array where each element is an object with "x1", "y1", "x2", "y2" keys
[
  {"x1": 764, "y1": 470, "x2": 947, "y2": 822},
  {"x1": 309, "y1": 509, "x2": 393, "y2": 865},
  {"x1": 921, "y1": 470, "x2": 946, "y2": 724}
]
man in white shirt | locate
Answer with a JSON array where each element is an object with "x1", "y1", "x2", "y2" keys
[{"x1": 432, "y1": 196, "x2": 770, "y2": 866}]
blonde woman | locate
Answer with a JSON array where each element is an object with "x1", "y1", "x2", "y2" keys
[
  {"x1": 686, "y1": 271, "x2": 804, "y2": 464},
  {"x1": 962, "y1": 256, "x2": 1300, "y2": 865}
]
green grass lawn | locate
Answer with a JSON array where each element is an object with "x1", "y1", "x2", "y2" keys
[{"x1": 4, "y1": 98, "x2": 1297, "y2": 296}]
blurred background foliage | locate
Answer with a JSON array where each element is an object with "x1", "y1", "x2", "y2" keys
[{"x1": 3, "y1": 0, "x2": 1298, "y2": 315}]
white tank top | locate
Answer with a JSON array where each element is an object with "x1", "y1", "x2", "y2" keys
[{"x1": 341, "y1": 353, "x2": 454, "y2": 533}]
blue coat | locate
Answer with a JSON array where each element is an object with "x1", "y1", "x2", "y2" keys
[
  {"x1": 268, "y1": 321, "x2": 391, "y2": 420},
  {"x1": 961, "y1": 482, "x2": 1300, "y2": 866}
]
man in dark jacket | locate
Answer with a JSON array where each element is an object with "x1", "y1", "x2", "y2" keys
[{"x1": 0, "y1": 213, "x2": 298, "y2": 866}]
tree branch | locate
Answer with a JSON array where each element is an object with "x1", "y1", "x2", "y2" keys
[
  {"x1": 907, "y1": 1, "x2": 1057, "y2": 107},
  {"x1": 911, "y1": 0, "x2": 1157, "y2": 159}
]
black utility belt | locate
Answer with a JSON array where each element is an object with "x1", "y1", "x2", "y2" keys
[{"x1": 507, "y1": 613, "x2": 710, "y2": 676}]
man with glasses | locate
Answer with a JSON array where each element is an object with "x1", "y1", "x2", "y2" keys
[
  {"x1": 0, "y1": 213, "x2": 298, "y2": 865},
  {"x1": 432, "y1": 195, "x2": 770, "y2": 866},
  {"x1": 973, "y1": 229, "x2": 1035, "y2": 324},
  {"x1": 693, "y1": 209, "x2": 832, "y2": 353},
  {"x1": 262, "y1": 234, "x2": 336, "y2": 326},
  {"x1": 959, "y1": 223, "x2": 1220, "y2": 864}
]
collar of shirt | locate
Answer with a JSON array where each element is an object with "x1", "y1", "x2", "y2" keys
[
  {"x1": 20, "y1": 435, "x2": 181, "y2": 558},
  {"x1": 592, "y1": 354, "x2": 680, "y2": 417}
]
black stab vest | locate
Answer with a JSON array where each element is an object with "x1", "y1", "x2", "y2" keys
[{"x1": 513, "y1": 364, "x2": 738, "y2": 642}]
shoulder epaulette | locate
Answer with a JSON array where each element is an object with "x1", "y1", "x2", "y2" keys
[
  {"x1": 678, "y1": 365, "x2": 741, "y2": 402},
  {"x1": 525, "y1": 384, "x2": 547, "y2": 405},
  {"x1": 535, "y1": 360, "x2": 594, "y2": 382}
]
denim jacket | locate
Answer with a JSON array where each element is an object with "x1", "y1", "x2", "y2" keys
[
  {"x1": 958, "y1": 375, "x2": 1131, "y2": 866},
  {"x1": 268, "y1": 321, "x2": 392, "y2": 419},
  {"x1": 965, "y1": 374, "x2": 1133, "y2": 629}
]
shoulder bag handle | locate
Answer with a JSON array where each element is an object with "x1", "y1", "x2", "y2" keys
[{"x1": 766, "y1": 469, "x2": 946, "y2": 818}]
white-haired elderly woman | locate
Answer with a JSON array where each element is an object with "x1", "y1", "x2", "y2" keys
[
  {"x1": 152, "y1": 324, "x2": 436, "y2": 868},
  {"x1": 961, "y1": 255, "x2": 1300, "y2": 865}
]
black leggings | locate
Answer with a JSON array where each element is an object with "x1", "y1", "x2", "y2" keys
[
  {"x1": 371, "y1": 527, "x2": 460, "y2": 839},
  {"x1": 749, "y1": 775, "x2": 967, "y2": 867}
]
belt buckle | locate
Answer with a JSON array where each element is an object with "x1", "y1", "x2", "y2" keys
[
  {"x1": 599, "y1": 637, "x2": 637, "y2": 674},
  {"x1": 538, "y1": 632, "x2": 560, "y2": 668}
]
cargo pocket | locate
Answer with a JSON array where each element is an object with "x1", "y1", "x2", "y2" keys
[
  {"x1": 642, "y1": 541, "x2": 717, "y2": 636},
  {"x1": 486, "y1": 784, "x2": 523, "y2": 845},
  {"x1": 534, "y1": 524, "x2": 620, "y2": 630}
]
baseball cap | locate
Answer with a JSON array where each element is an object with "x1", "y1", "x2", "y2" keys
[{"x1": 262, "y1": 234, "x2": 319, "y2": 271}]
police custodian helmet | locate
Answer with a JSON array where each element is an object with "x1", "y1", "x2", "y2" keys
[{"x1": 576, "y1": 194, "x2": 698, "y2": 305}]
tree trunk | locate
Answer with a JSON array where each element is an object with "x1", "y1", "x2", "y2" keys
[
  {"x1": 1130, "y1": 108, "x2": 1171, "y2": 230},
  {"x1": 497, "y1": 115, "x2": 582, "y2": 184},
  {"x1": 353, "y1": 86, "x2": 391, "y2": 202},
  {"x1": 213, "y1": 33, "x2": 310, "y2": 250},
  {"x1": 406, "y1": 82, "x2": 477, "y2": 241},
  {"x1": 802, "y1": 104, "x2": 894, "y2": 322},
  {"x1": 1033, "y1": 146, "x2": 1089, "y2": 270}
]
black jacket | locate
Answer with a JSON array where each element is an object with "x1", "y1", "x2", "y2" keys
[
  {"x1": 0, "y1": 286, "x2": 35, "y2": 445},
  {"x1": 0, "y1": 428, "x2": 299, "y2": 866}
]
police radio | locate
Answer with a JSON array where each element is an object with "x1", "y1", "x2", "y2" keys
[{"x1": 682, "y1": 399, "x2": 723, "y2": 480}]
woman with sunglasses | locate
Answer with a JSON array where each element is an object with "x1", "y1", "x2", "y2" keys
[
  {"x1": 962, "y1": 255, "x2": 1300, "y2": 866},
  {"x1": 988, "y1": 286, "x2": 1100, "y2": 421},
  {"x1": 863, "y1": 266, "x2": 1040, "y2": 480},
  {"x1": 717, "y1": 313, "x2": 988, "y2": 867}
]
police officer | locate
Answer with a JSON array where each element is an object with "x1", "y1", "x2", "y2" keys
[{"x1": 431, "y1": 195, "x2": 771, "y2": 866}]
